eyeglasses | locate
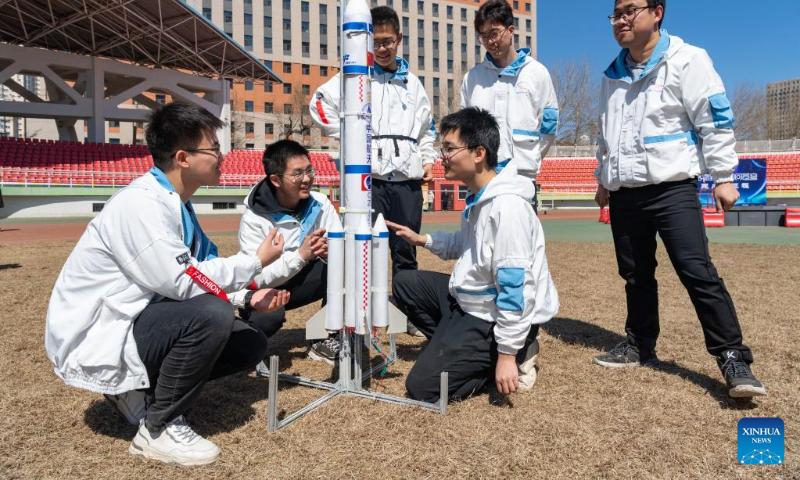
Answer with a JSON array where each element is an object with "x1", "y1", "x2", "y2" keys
[
  {"x1": 478, "y1": 27, "x2": 508, "y2": 45},
  {"x1": 277, "y1": 167, "x2": 316, "y2": 182},
  {"x1": 374, "y1": 37, "x2": 398, "y2": 50},
  {"x1": 608, "y1": 5, "x2": 652, "y2": 25},
  {"x1": 438, "y1": 145, "x2": 477, "y2": 159},
  {"x1": 173, "y1": 146, "x2": 223, "y2": 158}
]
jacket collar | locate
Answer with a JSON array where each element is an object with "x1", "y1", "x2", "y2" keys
[
  {"x1": 604, "y1": 29, "x2": 671, "y2": 83},
  {"x1": 374, "y1": 56, "x2": 409, "y2": 81},
  {"x1": 463, "y1": 162, "x2": 535, "y2": 219},
  {"x1": 482, "y1": 48, "x2": 531, "y2": 77}
]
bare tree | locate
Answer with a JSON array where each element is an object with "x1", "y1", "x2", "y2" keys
[
  {"x1": 549, "y1": 58, "x2": 599, "y2": 146},
  {"x1": 731, "y1": 82, "x2": 767, "y2": 141},
  {"x1": 278, "y1": 88, "x2": 314, "y2": 144},
  {"x1": 445, "y1": 68, "x2": 464, "y2": 117},
  {"x1": 228, "y1": 91, "x2": 248, "y2": 149}
]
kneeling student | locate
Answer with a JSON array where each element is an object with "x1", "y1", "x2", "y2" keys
[
  {"x1": 44, "y1": 102, "x2": 290, "y2": 466},
  {"x1": 237, "y1": 140, "x2": 341, "y2": 366},
  {"x1": 387, "y1": 107, "x2": 559, "y2": 402}
]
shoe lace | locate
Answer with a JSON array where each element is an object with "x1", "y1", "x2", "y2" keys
[
  {"x1": 323, "y1": 337, "x2": 341, "y2": 353},
  {"x1": 170, "y1": 416, "x2": 199, "y2": 443},
  {"x1": 609, "y1": 342, "x2": 633, "y2": 357},
  {"x1": 720, "y1": 358, "x2": 749, "y2": 379}
]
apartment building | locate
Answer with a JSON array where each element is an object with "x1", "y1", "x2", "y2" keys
[
  {"x1": 767, "y1": 78, "x2": 800, "y2": 140},
  {"x1": 188, "y1": 0, "x2": 537, "y2": 150}
]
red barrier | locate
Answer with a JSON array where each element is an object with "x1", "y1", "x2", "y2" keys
[
  {"x1": 786, "y1": 207, "x2": 800, "y2": 228},
  {"x1": 598, "y1": 207, "x2": 610, "y2": 224},
  {"x1": 703, "y1": 209, "x2": 725, "y2": 228}
]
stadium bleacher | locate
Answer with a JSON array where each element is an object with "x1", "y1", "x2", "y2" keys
[
  {"x1": 1, "y1": 136, "x2": 799, "y2": 194},
  {"x1": 0, "y1": 136, "x2": 337, "y2": 188}
]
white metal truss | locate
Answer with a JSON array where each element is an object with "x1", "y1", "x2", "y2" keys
[
  {"x1": 0, "y1": 43, "x2": 232, "y2": 149},
  {"x1": 0, "y1": 0, "x2": 281, "y2": 83}
]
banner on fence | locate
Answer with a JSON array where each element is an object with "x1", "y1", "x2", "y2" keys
[{"x1": 698, "y1": 158, "x2": 767, "y2": 207}]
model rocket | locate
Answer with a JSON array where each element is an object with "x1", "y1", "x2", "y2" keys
[{"x1": 307, "y1": 0, "x2": 406, "y2": 340}]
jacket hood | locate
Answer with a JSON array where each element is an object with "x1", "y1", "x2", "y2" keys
[
  {"x1": 374, "y1": 56, "x2": 409, "y2": 81},
  {"x1": 246, "y1": 178, "x2": 302, "y2": 218},
  {"x1": 481, "y1": 48, "x2": 532, "y2": 77},
  {"x1": 603, "y1": 30, "x2": 685, "y2": 83},
  {"x1": 463, "y1": 162, "x2": 535, "y2": 219}
]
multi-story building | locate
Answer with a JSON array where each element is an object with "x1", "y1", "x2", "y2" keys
[
  {"x1": 187, "y1": 0, "x2": 537, "y2": 151},
  {"x1": 0, "y1": 75, "x2": 39, "y2": 138},
  {"x1": 767, "y1": 78, "x2": 800, "y2": 140}
]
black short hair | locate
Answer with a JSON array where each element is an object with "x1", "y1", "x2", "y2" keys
[
  {"x1": 263, "y1": 139, "x2": 310, "y2": 177},
  {"x1": 145, "y1": 101, "x2": 224, "y2": 171},
  {"x1": 474, "y1": 0, "x2": 514, "y2": 32},
  {"x1": 439, "y1": 107, "x2": 499, "y2": 169},
  {"x1": 371, "y1": 6, "x2": 400, "y2": 35},
  {"x1": 615, "y1": 0, "x2": 666, "y2": 29}
]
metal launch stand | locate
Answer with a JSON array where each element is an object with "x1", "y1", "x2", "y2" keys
[
  {"x1": 265, "y1": 333, "x2": 447, "y2": 433},
  {"x1": 265, "y1": 0, "x2": 447, "y2": 433}
]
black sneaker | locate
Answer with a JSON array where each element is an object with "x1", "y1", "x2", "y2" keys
[
  {"x1": 717, "y1": 350, "x2": 766, "y2": 398},
  {"x1": 308, "y1": 337, "x2": 340, "y2": 365},
  {"x1": 593, "y1": 341, "x2": 660, "y2": 368}
]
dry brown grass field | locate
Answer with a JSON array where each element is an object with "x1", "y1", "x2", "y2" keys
[{"x1": 1, "y1": 237, "x2": 798, "y2": 479}]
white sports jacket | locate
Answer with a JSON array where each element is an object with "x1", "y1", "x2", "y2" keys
[
  {"x1": 461, "y1": 48, "x2": 559, "y2": 179},
  {"x1": 238, "y1": 184, "x2": 339, "y2": 288},
  {"x1": 425, "y1": 163, "x2": 559, "y2": 355},
  {"x1": 44, "y1": 173, "x2": 262, "y2": 394},
  {"x1": 309, "y1": 57, "x2": 437, "y2": 181},
  {"x1": 595, "y1": 31, "x2": 738, "y2": 191}
]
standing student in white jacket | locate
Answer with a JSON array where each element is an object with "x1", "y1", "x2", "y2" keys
[
  {"x1": 237, "y1": 140, "x2": 343, "y2": 366},
  {"x1": 461, "y1": 0, "x2": 559, "y2": 211},
  {"x1": 593, "y1": 0, "x2": 766, "y2": 398},
  {"x1": 310, "y1": 6, "x2": 437, "y2": 278},
  {"x1": 44, "y1": 102, "x2": 290, "y2": 466},
  {"x1": 388, "y1": 108, "x2": 559, "y2": 402}
]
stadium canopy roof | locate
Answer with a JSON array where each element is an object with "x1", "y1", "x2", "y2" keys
[{"x1": 0, "y1": 0, "x2": 282, "y2": 83}]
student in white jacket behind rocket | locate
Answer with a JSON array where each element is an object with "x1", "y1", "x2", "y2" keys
[
  {"x1": 44, "y1": 102, "x2": 290, "y2": 466},
  {"x1": 461, "y1": 0, "x2": 559, "y2": 211},
  {"x1": 388, "y1": 107, "x2": 559, "y2": 402}
]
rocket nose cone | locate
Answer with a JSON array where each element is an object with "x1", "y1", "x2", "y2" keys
[
  {"x1": 356, "y1": 216, "x2": 372, "y2": 236},
  {"x1": 372, "y1": 213, "x2": 388, "y2": 235},
  {"x1": 343, "y1": 0, "x2": 371, "y2": 22},
  {"x1": 327, "y1": 212, "x2": 344, "y2": 235}
]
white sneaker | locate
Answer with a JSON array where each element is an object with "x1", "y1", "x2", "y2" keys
[
  {"x1": 104, "y1": 391, "x2": 147, "y2": 425},
  {"x1": 517, "y1": 338, "x2": 540, "y2": 391},
  {"x1": 406, "y1": 321, "x2": 426, "y2": 338},
  {"x1": 129, "y1": 416, "x2": 221, "y2": 466}
]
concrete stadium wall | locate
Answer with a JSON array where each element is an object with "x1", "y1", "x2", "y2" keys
[{"x1": 0, "y1": 186, "x2": 251, "y2": 219}]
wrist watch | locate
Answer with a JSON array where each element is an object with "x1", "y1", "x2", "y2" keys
[{"x1": 244, "y1": 290, "x2": 256, "y2": 308}]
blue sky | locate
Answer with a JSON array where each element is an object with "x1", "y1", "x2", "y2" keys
[{"x1": 537, "y1": 0, "x2": 800, "y2": 90}]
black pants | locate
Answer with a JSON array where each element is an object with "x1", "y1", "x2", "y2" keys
[
  {"x1": 133, "y1": 294, "x2": 268, "y2": 430},
  {"x1": 609, "y1": 179, "x2": 753, "y2": 362},
  {"x1": 247, "y1": 259, "x2": 327, "y2": 339},
  {"x1": 372, "y1": 179, "x2": 423, "y2": 277},
  {"x1": 393, "y1": 270, "x2": 539, "y2": 402}
]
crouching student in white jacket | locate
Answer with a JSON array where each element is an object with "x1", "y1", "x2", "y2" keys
[
  {"x1": 44, "y1": 102, "x2": 290, "y2": 467},
  {"x1": 387, "y1": 108, "x2": 559, "y2": 402},
  {"x1": 236, "y1": 140, "x2": 342, "y2": 368}
]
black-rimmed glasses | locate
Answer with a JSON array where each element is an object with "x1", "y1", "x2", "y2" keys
[{"x1": 608, "y1": 6, "x2": 652, "y2": 25}]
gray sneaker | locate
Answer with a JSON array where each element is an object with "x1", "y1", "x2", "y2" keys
[
  {"x1": 593, "y1": 342, "x2": 660, "y2": 368},
  {"x1": 717, "y1": 350, "x2": 766, "y2": 398},
  {"x1": 255, "y1": 360, "x2": 270, "y2": 378},
  {"x1": 308, "y1": 337, "x2": 340, "y2": 365},
  {"x1": 104, "y1": 390, "x2": 147, "y2": 425}
]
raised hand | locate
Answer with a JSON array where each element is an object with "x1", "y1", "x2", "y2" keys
[
  {"x1": 256, "y1": 228, "x2": 285, "y2": 267},
  {"x1": 385, "y1": 220, "x2": 427, "y2": 247},
  {"x1": 250, "y1": 288, "x2": 291, "y2": 313}
]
